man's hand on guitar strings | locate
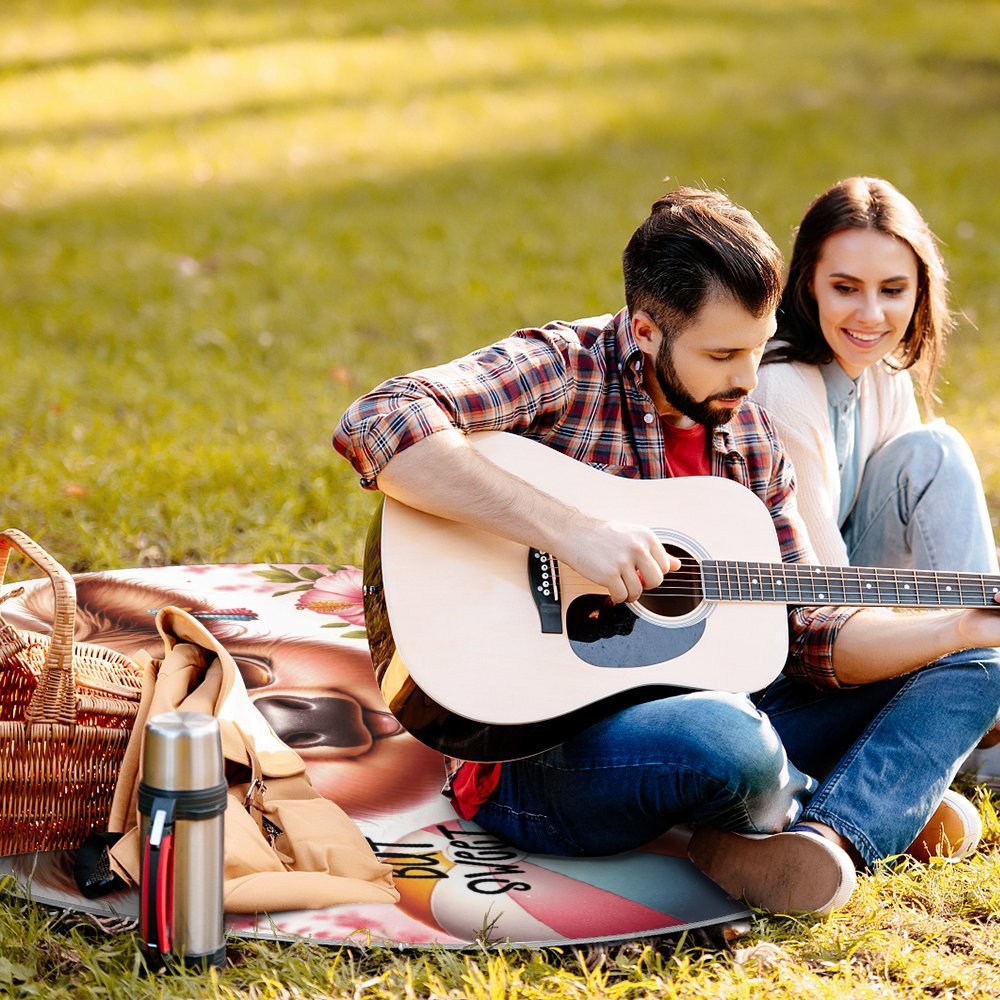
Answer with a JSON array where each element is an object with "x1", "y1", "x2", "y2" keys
[{"x1": 555, "y1": 515, "x2": 680, "y2": 604}]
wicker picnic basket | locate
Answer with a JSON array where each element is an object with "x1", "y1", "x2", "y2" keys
[{"x1": 0, "y1": 528, "x2": 144, "y2": 856}]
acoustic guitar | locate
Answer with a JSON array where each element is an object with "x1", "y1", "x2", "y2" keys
[{"x1": 363, "y1": 431, "x2": 1000, "y2": 762}]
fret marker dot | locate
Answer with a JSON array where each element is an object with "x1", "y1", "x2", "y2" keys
[
  {"x1": 865, "y1": 583, "x2": 872, "y2": 589},
  {"x1": 751, "y1": 578, "x2": 758, "y2": 584},
  {"x1": 904, "y1": 584, "x2": 910, "y2": 589},
  {"x1": 819, "y1": 593, "x2": 825, "y2": 599},
  {"x1": 946, "y1": 586, "x2": 953, "y2": 591}
]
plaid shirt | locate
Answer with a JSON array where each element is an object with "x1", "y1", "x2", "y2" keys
[{"x1": 334, "y1": 308, "x2": 858, "y2": 689}]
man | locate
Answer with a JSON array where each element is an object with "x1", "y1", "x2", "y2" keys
[{"x1": 333, "y1": 188, "x2": 1000, "y2": 915}]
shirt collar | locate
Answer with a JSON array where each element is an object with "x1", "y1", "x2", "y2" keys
[
  {"x1": 616, "y1": 308, "x2": 645, "y2": 379},
  {"x1": 711, "y1": 423, "x2": 734, "y2": 455},
  {"x1": 820, "y1": 359, "x2": 860, "y2": 406}
]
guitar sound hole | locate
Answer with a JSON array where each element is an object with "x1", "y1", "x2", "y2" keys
[{"x1": 636, "y1": 543, "x2": 703, "y2": 618}]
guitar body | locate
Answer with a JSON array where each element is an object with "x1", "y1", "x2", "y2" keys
[{"x1": 364, "y1": 432, "x2": 789, "y2": 761}]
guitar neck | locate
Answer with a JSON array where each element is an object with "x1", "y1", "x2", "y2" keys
[{"x1": 702, "y1": 561, "x2": 1000, "y2": 609}]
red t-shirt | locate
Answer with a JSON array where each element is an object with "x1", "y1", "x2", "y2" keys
[
  {"x1": 449, "y1": 421, "x2": 710, "y2": 818},
  {"x1": 659, "y1": 419, "x2": 711, "y2": 477}
]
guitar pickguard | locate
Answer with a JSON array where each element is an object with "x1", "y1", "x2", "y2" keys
[{"x1": 566, "y1": 594, "x2": 706, "y2": 667}]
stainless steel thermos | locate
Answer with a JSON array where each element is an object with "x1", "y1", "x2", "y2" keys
[{"x1": 139, "y1": 711, "x2": 227, "y2": 970}]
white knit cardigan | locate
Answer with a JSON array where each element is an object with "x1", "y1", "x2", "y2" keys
[{"x1": 752, "y1": 359, "x2": 921, "y2": 566}]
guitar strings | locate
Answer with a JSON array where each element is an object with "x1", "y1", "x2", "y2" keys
[{"x1": 556, "y1": 564, "x2": 1000, "y2": 605}]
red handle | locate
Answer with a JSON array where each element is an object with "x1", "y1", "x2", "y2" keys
[
  {"x1": 156, "y1": 832, "x2": 174, "y2": 955},
  {"x1": 140, "y1": 801, "x2": 176, "y2": 960}
]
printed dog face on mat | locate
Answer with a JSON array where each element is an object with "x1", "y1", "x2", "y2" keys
[{"x1": 9, "y1": 574, "x2": 443, "y2": 818}]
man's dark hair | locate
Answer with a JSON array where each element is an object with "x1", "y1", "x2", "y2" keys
[{"x1": 622, "y1": 187, "x2": 783, "y2": 340}]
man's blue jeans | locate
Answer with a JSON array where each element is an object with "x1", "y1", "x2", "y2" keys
[
  {"x1": 474, "y1": 690, "x2": 814, "y2": 857},
  {"x1": 475, "y1": 649, "x2": 1000, "y2": 868}
]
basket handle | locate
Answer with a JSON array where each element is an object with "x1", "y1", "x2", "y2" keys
[{"x1": 0, "y1": 528, "x2": 78, "y2": 728}]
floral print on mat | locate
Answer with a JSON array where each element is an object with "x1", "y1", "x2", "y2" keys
[{"x1": 253, "y1": 565, "x2": 367, "y2": 636}]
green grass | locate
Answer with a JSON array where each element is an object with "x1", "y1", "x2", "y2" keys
[
  {"x1": 4, "y1": 0, "x2": 1000, "y2": 572},
  {"x1": 4, "y1": 796, "x2": 1000, "y2": 997},
  {"x1": 3, "y1": 0, "x2": 1000, "y2": 995}
]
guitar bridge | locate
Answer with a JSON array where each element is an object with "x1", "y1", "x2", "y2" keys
[{"x1": 528, "y1": 549, "x2": 563, "y2": 633}]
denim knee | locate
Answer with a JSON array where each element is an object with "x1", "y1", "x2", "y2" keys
[
  {"x1": 485, "y1": 693, "x2": 812, "y2": 849},
  {"x1": 904, "y1": 648, "x2": 1000, "y2": 762},
  {"x1": 933, "y1": 647, "x2": 1000, "y2": 734},
  {"x1": 667, "y1": 692, "x2": 812, "y2": 832},
  {"x1": 665, "y1": 692, "x2": 792, "y2": 796},
  {"x1": 854, "y1": 422, "x2": 998, "y2": 572},
  {"x1": 875, "y1": 422, "x2": 977, "y2": 496}
]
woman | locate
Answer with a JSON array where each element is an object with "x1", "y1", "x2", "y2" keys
[
  {"x1": 753, "y1": 176, "x2": 1000, "y2": 856},
  {"x1": 756, "y1": 176, "x2": 997, "y2": 573}
]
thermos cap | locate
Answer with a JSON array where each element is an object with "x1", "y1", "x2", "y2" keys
[{"x1": 142, "y1": 711, "x2": 225, "y2": 791}]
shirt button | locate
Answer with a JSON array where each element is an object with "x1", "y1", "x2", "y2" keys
[{"x1": 643, "y1": 413, "x2": 655, "y2": 424}]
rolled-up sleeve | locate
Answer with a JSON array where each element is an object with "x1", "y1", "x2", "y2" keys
[
  {"x1": 333, "y1": 389, "x2": 458, "y2": 488},
  {"x1": 332, "y1": 332, "x2": 573, "y2": 488},
  {"x1": 773, "y1": 472, "x2": 861, "y2": 689},
  {"x1": 785, "y1": 605, "x2": 858, "y2": 687}
]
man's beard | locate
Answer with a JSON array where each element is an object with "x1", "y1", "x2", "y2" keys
[{"x1": 654, "y1": 339, "x2": 748, "y2": 429}]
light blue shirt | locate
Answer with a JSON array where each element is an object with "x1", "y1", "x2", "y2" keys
[{"x1": 820, "y1": 361, "x2": 864, "y2": 527}]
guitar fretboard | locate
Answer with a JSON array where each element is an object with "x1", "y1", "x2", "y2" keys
[{"x1": 701, "y1": 561, "x2": 1000, "y2": 609}]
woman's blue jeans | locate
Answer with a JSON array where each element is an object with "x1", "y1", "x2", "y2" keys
[
  {"x1": 842, "y1": 422, "x2": 998, "y2": 574},
  {"x1": 842, "y1": 422, "x2": 1000, "y2": 784},
  {"x1": 475, "y1": 649, "x2": 1000, "y2": 868}
]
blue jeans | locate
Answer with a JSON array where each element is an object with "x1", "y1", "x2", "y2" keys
[
  {"x1": 755, "y1": 647, "x2": 1000, "y2": 865},
  {"x1": 475, "y1": 426, "x2": 1000, "y2": 866},
  {"x1": 475, "y1": 691, "x2": 816, "y2": 857},
  {"x1": 841, "y1": 422, "x2": 1000, "y2": 786},
  {"x1": 474, "y1": 656, "x2": 1000, "y2": 869},
  {"x1": 843, "y1": 423, "x2": 999, "y2": 573}
]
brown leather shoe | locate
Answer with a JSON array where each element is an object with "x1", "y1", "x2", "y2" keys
[
  {"x1": 907, "y1": 789, "x2": 982, "y2": 862},
  {"x1": 688, "y1": 827, "x2": 857, "y2": 915}
]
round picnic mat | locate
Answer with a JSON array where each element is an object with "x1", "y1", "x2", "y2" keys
[{"x1": 0, "y1": 563, "x2": 749, "y2": 948}]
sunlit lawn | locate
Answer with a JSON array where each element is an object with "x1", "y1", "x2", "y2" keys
[{"x1": 3, "y1": 0, "x2": 1000, "y2": 996}]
